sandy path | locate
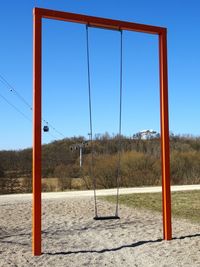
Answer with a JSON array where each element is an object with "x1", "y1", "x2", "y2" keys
[
  {"x1": 1, "y1": 184, "x2": 200, "y2": 203},
  {"x1": 1, "y1": 195, "x2": 200, "y2": 266}
]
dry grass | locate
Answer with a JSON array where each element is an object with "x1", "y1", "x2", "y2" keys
[
  {"x1": 42, "y1": 177, "x2": 60, "y2": 191},
  {"x1": 42, "y1": 177, "x2": 87, "y2": 191},
  {"x1": 103, "y1": 190, "x2": 200, "y2": 223}
]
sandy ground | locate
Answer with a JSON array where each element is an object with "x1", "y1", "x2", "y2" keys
[{"x1": 0, "y1": 195, "x2": 200, "y2": 267}]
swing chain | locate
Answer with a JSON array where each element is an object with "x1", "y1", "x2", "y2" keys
[
  {"x1": 86, "y1": 25, "x2": 123, "y2": 219},
  {"x1": 86, "y1": 25, "x2": 98, "y2": 218}
]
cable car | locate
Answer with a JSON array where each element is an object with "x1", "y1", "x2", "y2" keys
[{"x1": 43, "y1": 125, "x2": 49, "y2": 132}]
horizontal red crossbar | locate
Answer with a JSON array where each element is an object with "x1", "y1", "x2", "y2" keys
[{"x1": 34, "y1": 7, "x2": 165, "y2": 35}]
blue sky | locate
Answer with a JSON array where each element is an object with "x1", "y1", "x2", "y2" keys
[{"x1": 0, "y1": 0, "x2": 200, "y2": 150}]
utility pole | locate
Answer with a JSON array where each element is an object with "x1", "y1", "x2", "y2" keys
[
  {"x1": 79, "y1": 146, "x2": 83, "y2": 168},
  {"x1": 70, "y1": 142, "x2": 88, "y2": 168}
]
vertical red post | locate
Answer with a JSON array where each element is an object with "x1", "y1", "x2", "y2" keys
[
  {"x1": 159, "y1": 29, "x2": 172, "y2": 240},
  {"x1": 33, "y1": 9, "x2": 42, "y2": 256}
]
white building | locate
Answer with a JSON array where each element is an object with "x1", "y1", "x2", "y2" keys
[{"x1": 133, "y1": 129, "x2": 159, "y2": 140}]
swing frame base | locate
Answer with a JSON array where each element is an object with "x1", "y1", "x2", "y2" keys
[{"x1": 93, "y1": 215, "x2": 120, "y2": 220}]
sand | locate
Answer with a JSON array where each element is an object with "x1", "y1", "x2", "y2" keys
[{"x1": 0, "y1": 195, "x2": 200, "y2": 267}]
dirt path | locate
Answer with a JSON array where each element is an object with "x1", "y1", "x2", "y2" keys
[{"x1": 1, "y1": 184, "x2": 200, "y2": 203}]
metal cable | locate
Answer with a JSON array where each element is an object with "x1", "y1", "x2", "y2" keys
[
  {"x1": 0, "y1": 74, "x2": 32, "y2": 111},
  {"x1": 0, "y1": 91, "x2": 57, "y2": 140},
  {"x1": 86, "y1": 25, "x2": 98, "y2": 218},
  {"x1": 0, "y1": 92, "x2": 32, "y2": 123},
  {"x1": 0, "y1": 73, "x2": 65, "y2": 139},
  {"x1": 42, "y1": 119, "x2": 65, "y2": 138}
]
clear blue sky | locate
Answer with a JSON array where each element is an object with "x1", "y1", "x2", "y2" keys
[{"x1": 0, "y1": 0, "x2": 200, "y2": 150}]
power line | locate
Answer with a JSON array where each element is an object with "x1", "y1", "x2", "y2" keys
[
  {"x1": 0, "y1": 90, "x2": 58, "y2": 141},
  {"x1": 0, "y1": 73, "x2": 65, "y2": 139},
  {"x1": 0, "y1": 92, "x2": 32, "y2": 123},
  {"x1": 0, "y1": 74, "x2": 32, "y2": 110},
  {"x1": 46, "y1": 131, "x2": 57, "y2": 140},
  {"x1": 42, "y1": 119, "x2": 65, "y2": 138}
]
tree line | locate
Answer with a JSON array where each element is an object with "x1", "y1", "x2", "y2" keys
[{"x1": 1, "y1": 133, "x2": 200, "y2": 194}]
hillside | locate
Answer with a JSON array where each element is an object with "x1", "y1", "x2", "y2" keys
[{"x1": 1, "y1": 134, "x2": 200, "y2": 194}]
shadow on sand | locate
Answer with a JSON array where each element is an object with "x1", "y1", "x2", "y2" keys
[{"x1": 45, "y1": 233, "x2": 200, "y2": 255}]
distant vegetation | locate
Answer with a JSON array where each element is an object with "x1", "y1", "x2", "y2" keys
[{"x1": 1, "y1": 133, "x2": 200, "y2": 194}]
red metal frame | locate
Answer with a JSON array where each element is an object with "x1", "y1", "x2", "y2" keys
[{"x1": 33, "y1": 7, "x2": 172, "y2": 256}]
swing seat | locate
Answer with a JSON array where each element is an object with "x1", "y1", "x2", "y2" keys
[{"x1": 93, "y1": 215, "x2": 120, "y2": 220}]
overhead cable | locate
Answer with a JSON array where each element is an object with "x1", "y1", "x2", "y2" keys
[{"x1": 0, "y1": 73, "x2": 65, "y2": 139}]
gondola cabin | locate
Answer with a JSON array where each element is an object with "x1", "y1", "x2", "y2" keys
[{"x1": 43, "y1": 125, "x2": 49, "y2": 132}]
